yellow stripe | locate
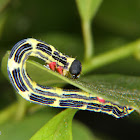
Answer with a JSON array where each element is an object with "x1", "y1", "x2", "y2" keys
[{"x1": 7, "y1": 38, "x2": 134, "y2": 118}]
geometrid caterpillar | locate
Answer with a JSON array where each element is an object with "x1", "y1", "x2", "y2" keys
[{"x1": 7, "y1": 38, "x2": 134, "y2": 118}]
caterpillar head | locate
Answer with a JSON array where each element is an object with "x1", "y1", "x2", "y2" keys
[{"x1": 69, "y1": 59, "x2": 82, "y2": 79}]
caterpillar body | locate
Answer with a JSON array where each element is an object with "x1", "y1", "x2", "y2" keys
[{"x1": 7, "y1": 38, "x2": 134, "y2": 118}]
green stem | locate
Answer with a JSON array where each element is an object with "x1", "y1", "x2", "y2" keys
[
  {"x1": 82, "y1": 39, "x2": 140, "y2": 74},
  {"x1": 82, "y1": 20, "x2": 94, "y2": 61},
  {"x1": 15, "y1": 94, "x2": 27, "y2": 120}
]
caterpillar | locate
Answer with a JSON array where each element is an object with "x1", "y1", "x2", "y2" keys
[{"x1": 7, "y1": 38, "x2": 134, "y2": 118}]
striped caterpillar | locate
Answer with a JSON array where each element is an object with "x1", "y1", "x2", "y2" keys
[{"x1": 7, "y1": 38, "x2": 134, "y2": 118}]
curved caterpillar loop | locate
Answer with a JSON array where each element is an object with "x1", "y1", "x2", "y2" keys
[{"x1": 7, "y1": 38, "x2": 134, "y2": 118}]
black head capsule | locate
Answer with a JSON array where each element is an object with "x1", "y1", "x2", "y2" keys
[{"x1": 69, "y1": 59, "x2": 82, "y2": 79}]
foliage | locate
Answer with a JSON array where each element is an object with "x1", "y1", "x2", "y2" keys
[{"x1": 0, "y1": 0, "x2": 140, "y2": 140}]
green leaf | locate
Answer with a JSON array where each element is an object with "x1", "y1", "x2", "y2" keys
[
  {"x1": 30, "y1": 109, "x2": 77, "y2": 140},
  {"x1": 2, "y1": 51, "x2": 140, "y2": 113},
  {"x1": 0, "y1": 108, "x2": 96, "y2": 140},
  {"x1": 1, "y1": 50, "x2": 9, "y2": 79},
  {"x1": 76, "y1": 0, "x2": 103, "y2": 21},
  {"x1": 76, "y1": 75, "x2": 140, "y2": 112},
  {"x1": 72, "y1": 121, "x2": 99, "y2": 140},
  {"x1": 0, "y1": 108, "x2": 60, "y2": 140},
  {"x1": 27, "y1": 60, "x2": 140, "y2": 113}
]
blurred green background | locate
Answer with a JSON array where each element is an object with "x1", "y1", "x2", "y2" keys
[{"x1": 0, "y1": 0, "x2": 140, "y2": 140}]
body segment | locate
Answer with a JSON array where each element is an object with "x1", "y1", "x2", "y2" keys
[{"x1": 7, "y1": 38, "x2": 134, "y2": 118}]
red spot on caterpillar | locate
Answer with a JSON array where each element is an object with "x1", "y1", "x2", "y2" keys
[
  {"x1": 56, "y1": 66, "x2": 63, "y2": 75},
  {"x1": 49, "y1": 62, "x2": 56, "y2": 71},
  {"x1": 97, "y1": 97, "x2": 105, "y2": 103}
]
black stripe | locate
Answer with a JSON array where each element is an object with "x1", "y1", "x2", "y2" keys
[
  {"x1": 52, "y1": 51, "x2": 67, "y2": 65},
  {"x1": 89, "y1": 97, "x2": 98, "y2": 100},
  {"x1": 87, "y1": 103, "x2": 103, "y2": 110},
  {"x1": 61, "y1": 56, "x2": 67, "y2": 61},
  {"x1": 36, "y1": 52, "x2": 48, "y2": 60},
  {"x1": 7, "y1": 68, "x2": 19, "y2": 92},
  {"x1": 36, "y1": 43, "x2": 52, "y2": 55},
  {"x1": 36, "y1": 39, "x2": 49, "y2": 45},
  {"x1": 101, "y1": 105, "x2": 113, "y2": 112},
  {"x1": 12, "y1": 69, "x2": 25, "y2": 91},
  {"x1": 14, "y1": 43, "x2": 32, "y2": 62},
  {"x1": 37, "y1": 84, "x2": 52, "y2": 89},
  {"x1": 22, "y1": 68, "x2": 33, "y2": 90},
  {"x1": 17, "y1": 68, "x2": 28, "y2": 91},
  {"x1": 30, "y1": 93, "x2": 56, "y2": 104},
  {"x1": 62, "y1": 93, "x2": 96, "y2": 101},
  {"x1": 59, "y1": 58, "x2": 67, "y2": 65},
  {"x1": 37, "y1": 43, "x2": 67, "y2": 66},
  {"x1": 53, "y1": 51, "x2": 60, "y2": 57},
  {"x1": 35, "y1": 88, "x2": 59, "y2": 97},
  {"x1": 62, "y1": 89, "x2": 80, "y2": 92},
  {"x1": 52, "y1": 51, "x2": 60, "y2": 61},
  {"x1": 59, "y1": 100, "x2": 84, "y2": 107},
  {"x1": 18, "y1": 48, "x2": 32, "y2": 63},
  {"x1": 9, "y1": 39, "x2": 26, "y2": 59},
  {"x1": 112, "y1": 106, "x2": 125, "y2": 117}
]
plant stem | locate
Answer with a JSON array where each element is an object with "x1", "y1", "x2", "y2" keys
[
  {"x1": 82, "y1": 39, "x2": 140, "y2": 74},
  {"x1": 15, "y1": 94, "x2": 27, "y2": 120},
  {"x1": 82, "y1": 20, "x2": 94, "y2": 61}
]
